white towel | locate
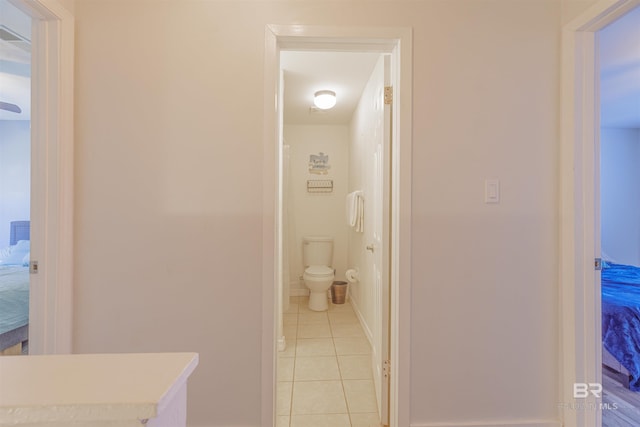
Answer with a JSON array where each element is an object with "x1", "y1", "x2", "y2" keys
[
  {"x1": 346, "y1": 191, "x2": 358, "y2": 226},
  {"x1": 346, "y1": 191, "x2": 364, "y2": 232},
  {"x1": 355, "y1": 194, "x2": 364, "y2": 232}
]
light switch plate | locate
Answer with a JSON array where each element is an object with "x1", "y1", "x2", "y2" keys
[{"x1": 485, "y1": 179, "x2": 500, "y2": 203}]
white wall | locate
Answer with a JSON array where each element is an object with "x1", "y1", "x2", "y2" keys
[
  {"x1": 0, "y1": 120, "x2": 30, "y2": 247},
  {"x1": 73, "y1": 1, "x2": 561, "y2": 426},
  {"x1": 284, "y1": 125, "x2": 349, "y2": 294},
  {"x1": 598, "y1": 6, "x2": 640, "y2": 128},
  {"x1": 600, "y1": 128, "x2": 640, "y2": 265}
]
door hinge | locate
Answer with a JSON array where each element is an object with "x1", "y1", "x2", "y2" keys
[
  {"x1": 29, "y1": 260, "x2": 39, "y2": 274},
  {"x1": 383, "y1": 359, "x2": 391, "y2": 378},
  {"x1": 384, "y1": 86, "x2": 393, "y2": 105},
  {"x1": 595, "y1": 258, "x2": 602, "y2": 271}
]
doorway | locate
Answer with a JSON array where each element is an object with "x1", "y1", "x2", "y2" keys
[
  {"x1": 277, "y1": 49, "x2": 389, "y2": 426},
  {"x1": 561, "y1": 1, "x2": 640, "y2": 426},
  {"x1": 598, "y1": 5, "x2": 640, "y2": 426},
  {"x1": 4, "y1": 0, "x2": 74, "y2": 355},
  {"x1": 0, "y1": 0, "x2": 31, "y2": 356},
  {"x1": 262, "y1": 25, "x2": 412, "y2": 427}
]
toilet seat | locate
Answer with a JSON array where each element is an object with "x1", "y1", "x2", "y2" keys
[{"x1": 304, "y1": 265, "x2": 334, "y2": 277}]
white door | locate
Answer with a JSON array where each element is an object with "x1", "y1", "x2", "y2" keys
[{"x1": 367, "y1": 54, "x2": 392, "y2": 425}]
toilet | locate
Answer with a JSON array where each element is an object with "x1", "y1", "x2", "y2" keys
[{"x1": 302, "y1": 236, "x2": 335, "y2": 311}]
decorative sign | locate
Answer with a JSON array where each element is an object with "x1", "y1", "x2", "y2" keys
[{"x1": 309, "y1": 152, "x2": 330, "y2": 175}]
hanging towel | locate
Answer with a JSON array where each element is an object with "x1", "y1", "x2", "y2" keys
[
  {"x1": 355, "y1": 193, "x2": 364, "y2": 232},
  {"x1": 346, "y1": 191, "x2": 364, "y2": 233},
  {"x1": 346, "y1": 191, "x2": 358, "y2": 226}
]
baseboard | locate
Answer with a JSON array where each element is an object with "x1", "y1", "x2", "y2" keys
[
  {"x1": 189, "y1": 422, "x2": 560, "y2": 427},
  {"x1": 348, "y1": 296, "x2": 374, "y2": 347},
  {"x1": 289, "y1": 287, "x2": 309, "y2": 297},
  {"x1": 411, "y1": 420, "x2": 560, "y2": 427}
]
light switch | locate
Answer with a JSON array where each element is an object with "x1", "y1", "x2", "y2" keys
[{"x1": 485, "y1": 179, "x2": 500, "y2": 204}]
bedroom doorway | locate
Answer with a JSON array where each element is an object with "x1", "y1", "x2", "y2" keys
[
  {"x1": 263, "y1": 25, "x2": 412, "y2": 427},
  {"x1": 561, "y1": 1, "x2": 640, "y2": 427},
  {"x1": 597, "y1": 5, "x2": 640, "y2": 426},
  {"x1": 3, "y1": 0, "x2": 74, "y2": 355},
  {"x1": 0, "y1": 0, "x2": 31, "y2": 356}
]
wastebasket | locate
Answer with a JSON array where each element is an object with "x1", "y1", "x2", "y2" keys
[{"x1": 331, "y1": 281, "x2": 348, "y2": 304}]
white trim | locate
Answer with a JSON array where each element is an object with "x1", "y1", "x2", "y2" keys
[
  {"x1": 349, "y1": 294, "x2": 374, "y2": 346},
  {"x1": 411, "y1": 421, "x2": 560, "y2": 427},
  {"x1": 560, "y1": 1, "x2": 640, "y2": 427},
  {"x1": 10, "y1": 0, "x2": 74, "y2": 355},
  {"x1": 261, "y1": 25, "x2": 278, "y2": 427},
  {"x1": 262, "y1": 25, "x2": 412, "y2": 427}
]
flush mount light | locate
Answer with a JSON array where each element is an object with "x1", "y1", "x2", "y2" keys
[{"x1": 313, "y1": 90, "x2": 337, "y2": 110}]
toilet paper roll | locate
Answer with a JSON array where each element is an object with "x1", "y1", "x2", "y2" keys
[{"x1": 345, "y1": 269, "x2": 359, "y2": 283}]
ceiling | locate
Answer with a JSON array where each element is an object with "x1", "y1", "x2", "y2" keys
[
  {"x1": 281, "y1": 51, "x2": 381, "y2": 125},
  {"x1": 0, "y1": 0, "x2": 30, "y2": 121},
  {"x1": 599, "y1": 6, "x2": 640, "y2": 128}
]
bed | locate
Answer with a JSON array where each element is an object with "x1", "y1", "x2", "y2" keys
[
  {"x1": 0, "y1": 221, "x2": 30, "y2": 355},
  {"x1": 601, "y1": 261, "x2": 640, "y2": 390}
]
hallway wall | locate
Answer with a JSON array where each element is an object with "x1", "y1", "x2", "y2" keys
[{"x1": 73, "y1": 1, "x2": 562, "y2": 425}]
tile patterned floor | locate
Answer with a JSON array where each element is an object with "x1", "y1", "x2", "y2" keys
[{"x1": 277, "y1": 296, "x2": 381, "y2": 427}]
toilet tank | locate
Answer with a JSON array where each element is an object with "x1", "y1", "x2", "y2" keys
[{"x1": 303, "y1": 236, "x2": 334, "y2": 267}]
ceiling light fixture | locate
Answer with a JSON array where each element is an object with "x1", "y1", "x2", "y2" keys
[{"x1": 313, "y1": 90, "x2": 337, "y2": 110}]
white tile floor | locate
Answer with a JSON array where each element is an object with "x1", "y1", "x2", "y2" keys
[{"x1": 277, "y1": 296, "x2": 381, "y2": 427}]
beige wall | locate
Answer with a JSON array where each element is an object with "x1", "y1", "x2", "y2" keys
[
  {"x1": 73, "y1": 1, "x2": 562, "y2": 425},
  {"x1": 561, "y1": 0, "x2": 600, "y2": 23},
  {"x1": 58, "y1": 0, "x2": 74, "y2": 14}
]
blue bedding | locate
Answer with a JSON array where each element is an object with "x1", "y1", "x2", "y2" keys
[{"x1": 602, "y1": 262, "x2": 640, "y2": 391}]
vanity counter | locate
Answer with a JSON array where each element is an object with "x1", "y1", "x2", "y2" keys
[{"x1": 0, "y1": 352, "x2": 198, "y2": 427}]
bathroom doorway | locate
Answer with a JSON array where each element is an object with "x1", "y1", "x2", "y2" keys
[
  {"x1": 263, "y1": 25, "x2": 412, "y2": 427},
  {"x1": 278, "y1": 50, "x2": 389, "y2": 426}
]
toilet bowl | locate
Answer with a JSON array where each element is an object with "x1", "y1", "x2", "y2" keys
[
  {"x1": 302, "y1": 236, "x2": 334, "y2": 311},
  {"x1": 303, "y1": 265, "x2": 335, "y2": 311}
]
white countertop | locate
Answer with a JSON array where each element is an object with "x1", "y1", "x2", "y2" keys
[{"x1": 0, "y1": 352, "x2": 198, "y2": 425}]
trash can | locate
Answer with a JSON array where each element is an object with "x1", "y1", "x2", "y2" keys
[{"x1": 331, "y1": 281, "x2": 348, "y2": 304}]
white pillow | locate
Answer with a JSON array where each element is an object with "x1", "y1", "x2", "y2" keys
[{"x1": 0, "y1": 240, "x2": 30, "y2": 265}]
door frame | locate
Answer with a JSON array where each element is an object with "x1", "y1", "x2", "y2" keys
[
  {"x1": 9, "y1": 0, "x2": 74, "y2": 354},
  {"x1": 560, "y1": 1, "x2": 640, "y2": 426},
  {"x1": 262, "y1": 25, "x2": 412, "y2": 427}
]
